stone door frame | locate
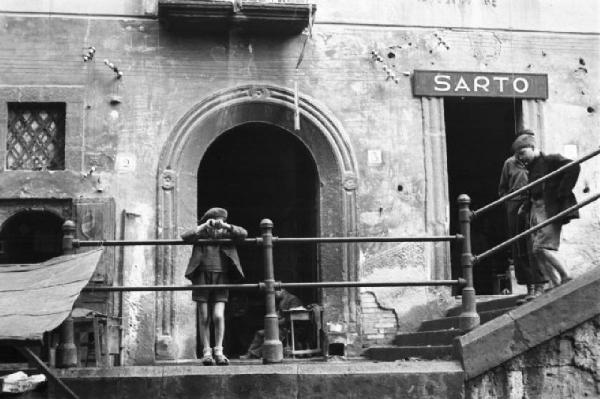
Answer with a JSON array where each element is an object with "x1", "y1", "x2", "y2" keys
[
  {"x1": 155, "y1": 84, "x2": 359, "y2": 359},
  {"x1": 421, "y1": 97, "x2": 545, "y2": 281}
]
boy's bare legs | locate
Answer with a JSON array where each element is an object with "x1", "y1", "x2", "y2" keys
[
  {"x1": 535, "y1": 248, "x2": 569, "y2": 287},
  {"x1": 212, "y1": 302, "x2": 229, "y2": 365},
  {"x1": 534, "y1": 251, "x2": 560, "y2": 286},
  {"x1": 213, "y1": 302, "x2": 226, "y2": 349},
  {"x1": 539, "y1": 248, "x2": 571, "y2": 282},
  {"x1": 197, "y1": 303, "x2": 214, "y2": 364}
]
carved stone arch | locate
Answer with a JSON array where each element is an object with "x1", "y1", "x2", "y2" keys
[
  {"x1": 155, "y1": 84, "x2": 359, "y2": 360},
  {"x1": 0, "y1": 206, "x2": 65, "y2": 265},
  {"x1": 1, "y1": 208, "x2": 65, "y2": 229}
]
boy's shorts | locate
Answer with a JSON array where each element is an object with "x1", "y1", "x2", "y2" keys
[{"x1": 191, "y1": 271, "x2": 229, "y2": 303}]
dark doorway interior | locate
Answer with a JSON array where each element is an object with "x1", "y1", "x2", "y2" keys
[
  {"x1": 0, "y1": 211, "x2": 63, "y2": 264},
  {"x1": 197, "y1": 122, "x2": 319, "y2": 356},
  {"x1": 444, "y1": 98, "x2": 521, "y2": 295}
]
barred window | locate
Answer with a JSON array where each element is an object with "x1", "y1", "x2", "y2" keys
[{"x1": 6, "y1": 102, "x2": 66, "y2": 170}]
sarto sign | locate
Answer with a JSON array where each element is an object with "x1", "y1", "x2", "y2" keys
[{"x1": 412, "y1": 70, "x2": 548, "y2": 99}]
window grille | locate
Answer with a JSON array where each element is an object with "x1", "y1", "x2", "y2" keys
[{"x1": 6, "y1": 102, "x2": 66, "y2": 170}]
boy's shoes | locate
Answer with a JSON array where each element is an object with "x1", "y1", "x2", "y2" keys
[
  {"x1": 518, "y1": 285, "x2": 534, "y2": 304},
  {"x1": 215, "y1": 354, "x2": 229, "y2": 366},
  {"x1": 532, "y1": 284, "x2": 545, "y2": 297},
  {"x1": 516, "y1": 296, "x2": 528, "y2": 305},
  {"x1": 212, "y1": 346, "x2": 229, "y2": 365},
  {"x1": 201, "y1": 354, "x2": 215, "y2": 366}
]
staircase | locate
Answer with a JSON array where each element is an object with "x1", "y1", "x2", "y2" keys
[{"x1": 363, "y1": 294, "x2": 525, "y2": 361}]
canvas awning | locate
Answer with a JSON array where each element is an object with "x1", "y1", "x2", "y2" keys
[{"x1": 0, "y1": 249, "x2": 104, "y2": 341}]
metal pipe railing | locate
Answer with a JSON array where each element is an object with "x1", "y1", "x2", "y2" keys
[
  {"x1": 82, "y1": 279, "x2": 465, "y2": 292},
  {"x1": 456, "y1": 195, "x2": 480, "y2": 331},
  {"x1": 84, "y1": 283, "x2": 262, "y2": 292},
  {"x1": 474, "y1": 191, "x2": 600, "y2": 264},
  {"x1": 59, "y1": 216, "x2": 467, "y2": 365},
  {"x1": 75, "y1": 238, "x2": 260, "y2": 247},
  {"x1": 57, "y1": 221, "x2": 78, "y2": 368},
  {"x1": 260, "y1": 219, "x2": 282, "y2": 364},
  {"x1": 74, "y1": 235, "x2": 460, "y2": 247},
  {"x1": 277, "y1": 279, "x2": 464, "y2": 289},
  {"x1": 472, "y1": 146, "x2": 600, "y2": 219},
  {"x1": 274, "y1": 235, "x2": 460, "y2": 243}
]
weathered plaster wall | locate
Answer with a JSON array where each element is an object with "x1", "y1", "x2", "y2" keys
[
  {"x1": 0, "y1": 0, "x2": 598, "y2": 361},
  {"x1": 0, "y1": 0, "x2": 156, "y2": 16},
  {"x1": 2, "y1": 1, "x2": 599, "y2": 34},
  {"x1": 315, "y1": 0, "x2": 600, "y2": 34},
  {"x1": 466, "y1": 315, "x2": 600, "y2": 398}
]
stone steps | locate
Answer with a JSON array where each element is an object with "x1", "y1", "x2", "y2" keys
[
  {"x1": 362, "y1": 345, "x2": 457, "y2": 361},
  {"x1": 418, "y1": 316, "x2": 461, "y2": 332},
  {"x1": 392, "y1": 329, "x2": 463, "y2": 346},
  {"x1": 364, "y1": 296, "x2": 517, "y2": 363},
  {"x1": 417, "y1": 308, "x2": 516, "y2": 332},
  {"x1": 446, "y1": 294, "x2": 525, "y2": 316}
]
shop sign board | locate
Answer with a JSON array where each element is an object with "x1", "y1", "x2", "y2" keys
[{"x1": 412, "y1": 70, "x2": 548, "y2": 99}]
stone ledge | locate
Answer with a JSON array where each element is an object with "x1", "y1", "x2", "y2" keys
[
  {"x1": 52, "y1": 361, "x2": 464, "y2": 399},
  {"x1": 456, "y1": 265, "x2": 600, "y2": 379}
]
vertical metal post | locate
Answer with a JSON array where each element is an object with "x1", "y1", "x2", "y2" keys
[
  {"x1": 57, "y1": 220, "x2": 78, "y2": 368},
  {"x1": 457, "y1": 195, "x2": 480, "y2": 332},
  {"x1": 260, "y1": 219, "x2": 283, "y2": 364}
]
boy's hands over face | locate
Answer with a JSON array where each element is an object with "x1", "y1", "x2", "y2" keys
[{"x1": 202, "y1": 219, "x2": 233, "y2": 232}]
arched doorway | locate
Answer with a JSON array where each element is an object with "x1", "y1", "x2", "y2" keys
[
  {"x1": 197, "y1": 122, "x2": 319, "y2": 356},
  {"x1": 0, "y1": 210, "x2": 63, "y2": 264},
  {"x1": 157, "y1": 84, "x2": 359, "y2": 360}
]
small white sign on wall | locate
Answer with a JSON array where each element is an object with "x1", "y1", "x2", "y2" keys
[
  {"x1": 563, "y1": 144, "x2": 578, "y2": 160},
  {"x1": 115, "y1": 153, "x2": 137, "y2": 172},
  {"x1": 367, "y1": 150, "x2": 383, "y2": 166}
]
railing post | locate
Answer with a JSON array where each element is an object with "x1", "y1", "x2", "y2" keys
[
  {"x1": 457, "y1": 195, "x2": 480, "y2": 332},
  {"x1": 260, "y1": 219, "x2": 283, "y2": 364},
  {"x1": 56, "y1": 220, "x2": 78, "y2": 368}
]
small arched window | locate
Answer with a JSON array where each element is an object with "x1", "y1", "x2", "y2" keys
[{"x1": 0, "y1": 210, "x2": 63, "y2": 264}]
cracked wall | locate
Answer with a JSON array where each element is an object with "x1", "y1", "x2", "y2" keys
[{"x1": 467, "y1": 315, "x2": 600, "y2": 399}]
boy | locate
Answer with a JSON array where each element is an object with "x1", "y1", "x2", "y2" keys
[
  {"x1": 498, "y1": 129, "x2": 546, "y2": 301},
  {"x1": 512, "y1": 133, "x2": 580, "y2": 289},
  {"x1": 182, "y1": 207, "x2": 247, "y2": 365}
]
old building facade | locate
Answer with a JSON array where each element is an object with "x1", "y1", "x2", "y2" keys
[{"x1": 0, "y1": 0, "x2": 598, "y2": 364}]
